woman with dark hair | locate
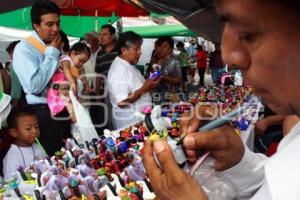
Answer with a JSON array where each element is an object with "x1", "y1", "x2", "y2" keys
[{"x1": 108, "y1": 31, "x2": 160, "y2": 129}]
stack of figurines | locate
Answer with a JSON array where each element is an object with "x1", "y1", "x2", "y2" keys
[{"x1": 0, "y1": 126, "x2": 155, "y2": 200}]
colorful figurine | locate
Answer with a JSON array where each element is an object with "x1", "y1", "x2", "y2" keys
[{"x1": 136, "y1": 105, "x2": 187, "y2": 168}]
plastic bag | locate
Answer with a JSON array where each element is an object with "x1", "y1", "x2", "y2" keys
[
  {"x1": 192, "y1": 157, "x2": 237, "y2": 200},
  {"x1": 234, "y1": 70, "x2": 243, "y2": 86},
  {"x1": 69, "y1": 91, "x2": 99, "y2": 145}
]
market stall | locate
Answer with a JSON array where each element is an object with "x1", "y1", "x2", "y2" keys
[{"x1": 0, "y1": 84, "x2": 261, "y2": 199}]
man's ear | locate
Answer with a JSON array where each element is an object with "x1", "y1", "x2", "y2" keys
[
  {"x1": 111, "y1": 33, "x2": 116, "y2": 40},
  {"x1": 33, "y1": 23, "x2": 40, "y2": 32},
  {"x1": 9, "y1": 128, "x2": 18, "y2": 138}
]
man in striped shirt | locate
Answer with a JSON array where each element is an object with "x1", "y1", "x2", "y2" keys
[{"x1": 91, "y1": 24, "x2": 118, "y2": 132}]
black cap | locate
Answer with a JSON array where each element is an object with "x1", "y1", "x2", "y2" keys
[{"x1": 133, "y1": 0, "x2": 223, "y2": 43}]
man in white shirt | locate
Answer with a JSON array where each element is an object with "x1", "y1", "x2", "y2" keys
[{"x1": 142, "y1": 0, "x2": 300, "y2": 200}]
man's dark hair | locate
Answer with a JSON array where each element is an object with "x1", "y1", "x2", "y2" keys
[
  {"x1": 30, "y1": 0, "x2": 60, "y2": 27},
  {"x1": 7, "y1": 106, "x2": 37, "y2": 129},
  {"x1": 117, "y1": 31, "x2": 143, "y2": 54},
  {"x1": 101, "y1": 24, "x2": 116, "y2": 35},
  {"x1": 156, "y1": 37, "x2": 174, "y2": 49},
  {"x1": 6, "y1": 40, "x2": 20, "y2": 55},
  {"x1": 70, "y1": 42, "x2": 91, "y2": 58},
  {"x1": 176, "y1": 41, "x2": 185, "y2": 49},
  {"x1": 197, "y1": 45, "x2": 204, "y2": 51}
]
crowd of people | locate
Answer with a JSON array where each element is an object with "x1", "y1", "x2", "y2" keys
[
  {"x1": 0, "y1": 0, "x2": 217, "y2": 180},
  {"x1": 142, "y1": 0, "x2": 300, "y2": 200},
  {"x1": 0, "y1": 0, "x2": 299, "y2": 199}
]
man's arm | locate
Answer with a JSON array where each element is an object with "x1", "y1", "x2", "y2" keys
[
  {"x1": 255, "y1": 114, "x2": 285, "y2": 134},
  {"x1": 162, "y1": 75, "x2": 181, "y2": 84},
  {"x1": 13, "y1": 42, "x2": 59, "y2": 94},
  {"x1": 94, "y1": 55, "x2": 104, "y2": 96},
  {"x1": 162, "y1": 60, "x2": 182, "y2": 85},
  {"x1": 95, "y1": 75, "x2": 103, "y2": 96},
  {"x1": 179, "y1": 110, "x2": 267, "y2": 199}
]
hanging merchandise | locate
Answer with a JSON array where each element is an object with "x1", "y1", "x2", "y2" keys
[{"x1": 69, "y1": 91, "x2": 99, "y2": 145}]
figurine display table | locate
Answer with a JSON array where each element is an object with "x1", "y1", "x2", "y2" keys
[{"x1": 0, "y1": 85, "x2": 261, "y2": 200}]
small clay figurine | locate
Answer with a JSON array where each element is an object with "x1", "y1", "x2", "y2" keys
[{"x1": 135, "y1": 105, "x2": 187, "y2": 168}]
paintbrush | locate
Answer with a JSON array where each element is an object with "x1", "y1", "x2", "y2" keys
[{"x1": 177, "y1": 105, "x2": 247, "y2": 145}]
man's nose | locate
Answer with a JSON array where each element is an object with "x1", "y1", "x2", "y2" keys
[
  {"x1": 52, "y1": 24, "x2": 60, "y2": 33},
  {"x1": 221, "y1": 25, "x2": 250, "y2": 70}
]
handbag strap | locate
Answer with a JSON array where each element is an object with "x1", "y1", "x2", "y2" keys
[{"x1": 26, "y1": 36, "x2": 46, "y2": 54}]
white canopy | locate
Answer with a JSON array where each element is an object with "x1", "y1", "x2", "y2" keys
[{"x1": 0, "y1": 26, "x2": 78, "y2": 64}]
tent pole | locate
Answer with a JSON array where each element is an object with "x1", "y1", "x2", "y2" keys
[{"x1": 95, "y1": 9, "x2": 98, "y2": 32}]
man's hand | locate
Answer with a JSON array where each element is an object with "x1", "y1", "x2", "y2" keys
[
  {"x1": 180, "y1": 106, "x2": 244, "y2": 171},
  {"x1": 183, "y1": 125, "x2": 244, "y2": 171},
  {"x1": 180, "y1": 105, "x2": 217, "y2": 163},
  {"x1": 48, "y1": 35, "x2": 62, "y2": 50},
  {"x1": 142, "y1": 140, "x2": 208, "y2": 200},
  {"x1": 254, "y1": 118, "x2": 269, "y2": 135},
  {"x1": 84, "y1": 84, "x2": 95, "y2": 94}
]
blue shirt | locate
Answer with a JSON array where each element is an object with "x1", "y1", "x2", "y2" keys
[
  {"x1": 187, "y1": 44, "x2": 197, "y2": 58},
  {"x1": 8, "y1": 63, "x2": 22, "y2": 100},
  {"x1": 13, "y1": 31, "x2": 60, "y2": 104},
  {"x1": 155, "y1": 55, "x2": 182, "y2": 93}
]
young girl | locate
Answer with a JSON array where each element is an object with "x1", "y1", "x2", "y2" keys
[{"x1": 47, "y1": 42, "x2": 91, "y2": 121}]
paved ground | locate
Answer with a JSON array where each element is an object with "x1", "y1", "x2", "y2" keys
[{"x1": 186, "y1": 72, "x2": 213, "y2": 93}]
